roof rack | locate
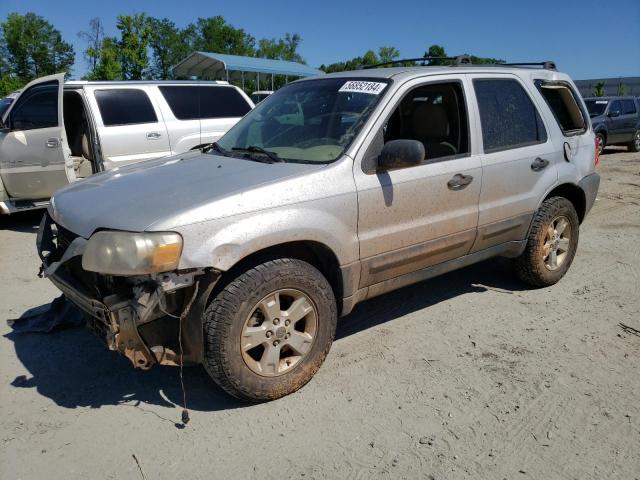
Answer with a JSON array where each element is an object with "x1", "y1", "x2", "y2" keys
[
  {"x1": 364, "y1": 55, "x2": 472, "y2": 69},
  {"x1": 363, "y1": 56, "x2": 557, "y2": 71}
]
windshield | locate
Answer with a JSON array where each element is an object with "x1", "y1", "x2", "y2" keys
[
  {"x1": 217, "y1": 78, "x2": 390, "y2": 163},
  {"x1": 585, "y1": 99, "x2": 608, "y2": 117}
]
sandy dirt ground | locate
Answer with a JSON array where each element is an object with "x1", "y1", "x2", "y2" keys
[{"x1": 1, "y1": 148, "x2": 639, "y2": 480}]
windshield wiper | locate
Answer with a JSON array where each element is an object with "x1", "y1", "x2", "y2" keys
[
  {"x1": 232, "y1": 146, "x2": 284, "y2": 163},
  {"x1": 203, "y1": 141, "x2": 228, "y2": 155}
]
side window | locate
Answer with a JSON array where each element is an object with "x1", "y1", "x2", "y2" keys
[
  {"x1": 95, "y1": 89, "x2": 157, "y2": 126},
  {"x1": 534, "y1": 81, "x2": 586, "y2": 135},
  {"x1": 621, "y1": 100, "x2": 637, "y2": 115},
  {"x1": 609, "y1": 100, "x2": 622, "y2": 115},
  {"x1": 159, "y1": 86, "x2": 251, "y2": 120},
  {"x1": 383, "y1": 81, "x2": 469, "y2": 162},
  {"x1": 10, "y1": 81, "x2": 58, "y2": 130},
  {"x1": 473, "y1": 79, "x2": 547, "y2": 153}
]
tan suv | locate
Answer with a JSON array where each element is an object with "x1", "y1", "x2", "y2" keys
[{"x1": 37, "y1": 59, "x2": 600, "y2": 401}]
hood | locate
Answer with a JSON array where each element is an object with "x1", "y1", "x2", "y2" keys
[{"x1": 50, "y1": 151, "x2": 321, "y2": 238}]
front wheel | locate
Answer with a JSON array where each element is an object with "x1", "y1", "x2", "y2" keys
[
  {"x1": 628, "y1": 129, "x2": 640, "y2": 152},
  {"x1": 203, "y1": 258, "x2": 337, "y2": 402},
  {"x1": 515, "y1": 197, "x2": 580, "y2": 287}
]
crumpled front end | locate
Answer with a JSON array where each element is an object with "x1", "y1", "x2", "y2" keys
[{"x1": 36, "y1": 213, "x2": 219, "y2": 370}]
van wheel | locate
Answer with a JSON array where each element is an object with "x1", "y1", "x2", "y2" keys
[
  {"x1": 596, "y1": 132, "x2": 606, "y2": 155},
  {"x1": 515, "y1": 197, "x2": 580, "y2": 287},
  {"x1": 203, "y1": 258, "x2": 337, "y2": 402},
  {"x1": 628, "y1": 130, "x2": 640, "y2": 152}
]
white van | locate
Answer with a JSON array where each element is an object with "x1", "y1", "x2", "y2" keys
[{"x1": 0, "y1": 73, "x2": 254, "y2": 214}]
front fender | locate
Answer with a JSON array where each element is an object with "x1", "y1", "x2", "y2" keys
[{"x1": 176, "y1": 195, "x2": 359, "y2": 272}]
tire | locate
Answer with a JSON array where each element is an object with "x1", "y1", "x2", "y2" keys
[
  {"x1": 203, "y1": 258, "x2": 337, "y2": 402},
  {"x1": 515, "y1": 197, "x2": 580, "y2": 287},
  {"x1": 596, "y1": 132, "x2": 606, "y2": 156},
  {"x1": 628, "y1": 129, "x2": 640, "y2": 152}
]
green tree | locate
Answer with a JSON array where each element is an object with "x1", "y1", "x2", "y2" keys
[
  {"x1": 257, "y1": 33, "x2": 304, "y2": 62},
  {"x1": 616, "y1": 81, "x2": 625, "y2": 96},
  {"x1": 378, "y1": 46, "x2": 400, "y2": 65},
  {"x1": 425, "y1": 44, "x2": 447, "y2": 64},
  {"x1": 85, "y1": 36, "x2": 122, "y2": 80},
  {"x1": 593, "y1": 81, "x2": 605, "y2": 97},
  {"x1": 116, "y1": 14, "x2": 151, "y2": 80},
  {"x1": 77, "y1": 17, "x2": 104, "y2": 74},
  {"x1": 190, "y1": 16, "x2": 255, "y2": 56},
  {"x1": 1, "y1": 12, "x2": 74, "y2": 82},
  {"x1": 147, "y1": 17, "x2": 193, "y2": 79}
]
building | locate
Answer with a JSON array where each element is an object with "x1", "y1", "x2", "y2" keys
[{"x1": 574, "y1": 77, "x2": 640, "y2": 97}]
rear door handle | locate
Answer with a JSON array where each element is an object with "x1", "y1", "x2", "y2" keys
[
  {"x1": 447, "y1": 173, "x2": 474, "y2": 191},
  {"x1": 45, "y1": 137, "x2": 60, "y2": 148},
  {"x1": 531, "y1": 157, "x2": 549, "y2": 171},
  {"x1": 146, "y1": 132, "x2": 162, "y2": 140}
]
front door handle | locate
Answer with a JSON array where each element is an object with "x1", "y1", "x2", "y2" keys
[
  {"x1": 447, "y1": 173, "x2": 474, "y2": 191},
  {"x1": 146, "y1": 132, "x2": 162, "y2": 140},
  {"x1": 531, "y1": 157, "x2": 549, "y2": 171},
  {"x1": 45, "y1": 137, "x2": 60, "y2": 148}
]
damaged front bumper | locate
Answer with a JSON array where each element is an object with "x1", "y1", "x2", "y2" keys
[{"x1": 36, "y1": 213, "x2": 219, "y2": 370}]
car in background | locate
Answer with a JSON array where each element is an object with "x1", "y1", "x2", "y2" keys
[
  {"x1": 0, "y1": 74, "x2": 254, "y2": 214},
  {"x1": 584, "y1": 96, "x2": 640, "y2": 154},
  {"x1": 250, "y1": 90, "x2": 273, "y2": 103},
  {"x1": 0, "y1": 90, "x2": 20, "y2": 118}
]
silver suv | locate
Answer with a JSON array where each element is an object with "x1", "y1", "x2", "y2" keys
[
  {"x1": 0, "y1": 74, "x2": 253, "y2": 214},
  {"x1": 37, "y1": 61, "x2": 600, "y2": 401}
]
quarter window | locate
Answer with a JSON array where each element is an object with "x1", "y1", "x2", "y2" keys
[
  {"x1": 95, "y1": 89, "x2": 157, "y2": 126},
  {"x1": 621, "y1": 99, "x2": 637, "y2": 115},
  {"x1": 10, "y1": 81, "x2": 58, "y2": 130},
  {"x1": 159, "y1": 86, "x2": 251, "y2": 120},
  {"x1": 473, "y1": 79, "x2": 547, "y2": 153},
  {"x1": 535, "y1": 80, "x2": 586, "y2": 135}
]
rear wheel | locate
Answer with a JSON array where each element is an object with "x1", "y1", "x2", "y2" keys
[
  {"x1": 628, "y1": 129, "x2": 640, "y2": 152},
  {"x1": 596, "y1": 132, "x2": 606, "y2": 155},
  {"x1": 203, "y1": 258, "x2": 337, "y2": 402},
  {"x1": 515, "y1": 197, "x2": 580, "y2": 287}
]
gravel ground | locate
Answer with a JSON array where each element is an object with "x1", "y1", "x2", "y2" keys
[{"x1": 1, "y1": 148, "x2": 639, "y2": 480}]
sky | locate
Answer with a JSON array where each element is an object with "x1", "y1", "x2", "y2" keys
[{"x1": 1, "y1": 0, "x2": 639, "y2": 80}]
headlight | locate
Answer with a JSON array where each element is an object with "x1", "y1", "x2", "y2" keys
[{"x1": 82, "y1": 231, "x2": 183, "y2": 275}]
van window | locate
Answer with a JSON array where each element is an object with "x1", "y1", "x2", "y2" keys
[
  {"x1": 95, "y1": 89, "x2": 157, "y2": 126},
  {"x1": 609, "y1": 100, "x2": 622, "y2": 114},
  {"x1": 473, "y1": 79, "x2": 547, "y2": 153},
  {"x1": 10, "y1": 81, "x2": 58, "y2": 130},
  {"x1": 621, "y1": 99, "x2": 637, "y2": 115},
  {"x1": 534, "y1": 81, "x2": 586, "y2": 135},
  {"x1": 383, "y1": 81, "x2": 469, "y2": 162},
  {"x1": 159, "y1": 86, "x2": 251, "y2": 120}
]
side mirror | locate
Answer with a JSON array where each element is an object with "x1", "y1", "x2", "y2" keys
[
  {"x1": 378, "y1": 139, "x2": 425, "y2": 171},
  {"x1": 608, "y1": 109, "x2": 621, "y2": 118}
]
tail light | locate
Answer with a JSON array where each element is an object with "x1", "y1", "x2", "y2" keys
[{"x1": 594, "y1": 136, "x2": 600, "y2": 166}]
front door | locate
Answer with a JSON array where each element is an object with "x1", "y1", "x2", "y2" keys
[
  {"x1": 0, "y1": 73, "x2": 71, "y2": 199},
  {"x1": 354, "y1": 76, "x2": 481, "y2": 289}
]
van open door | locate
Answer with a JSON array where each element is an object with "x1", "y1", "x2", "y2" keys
[{"x1": 0, "y1": 73, "x2": 72, "y2": 200}]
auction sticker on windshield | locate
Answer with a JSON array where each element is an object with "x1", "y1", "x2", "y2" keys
[{"x1": 339, "y1": 81, "x2": 387, "y2": 95}]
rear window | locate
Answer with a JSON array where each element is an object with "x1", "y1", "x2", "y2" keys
[
  {"x1": 159, "y1": 86, "x2": 251, "y2": 120},
  {"x1": 535, "y1": 81, "x2": 586, "y2": 135},
  {"x1": 473, "y1": 78, "x2": 547, "y2": 153},
  {"x1": 621, "y1": 99, "x2": 637, "y2": 115},
  {"x1": 95, "y1": 89, "x2": 157, "y2": 126}
]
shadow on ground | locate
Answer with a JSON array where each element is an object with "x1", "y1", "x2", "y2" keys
[
  {"x1": 6, "y1": 256, "x2": 528, "y2": 412},
  {"x1": 0, "y1": 209, "x2": 43, "y2": 233}
]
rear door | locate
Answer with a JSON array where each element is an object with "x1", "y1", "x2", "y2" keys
[
  {"x1": 84, "y1": 86, "x2": 170, "y2": 170},
  {"x1": 0, "y1": 73, "x2": 72, "y2": 199},
  {"x1": 468, "y1": 74, "x2": 557, "y2": 252},
  {"x1": 605, "y1": 100, "x2": 625, "y2": 142},
  {"x1": 619, "y1": 99, "x2": 638, "y2": 141},
  {"x1": 157, "y1": 85, "x2": 253, "y2": 153}
]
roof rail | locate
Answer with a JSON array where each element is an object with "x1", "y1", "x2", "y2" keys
[
  {"x1": 363, "y1": 56, "x2": 556, "y2": 71},
  {"x1": 363, "y1": 55, "x2": 472, "y2": 69}
]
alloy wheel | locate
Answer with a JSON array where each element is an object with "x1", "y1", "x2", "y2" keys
[
  {"x1": 240, "y1": 289, "x2": 318, "y2": 376},
  {"x1": 542, "y1": 215, "x2": 572, "y2": 271}
]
